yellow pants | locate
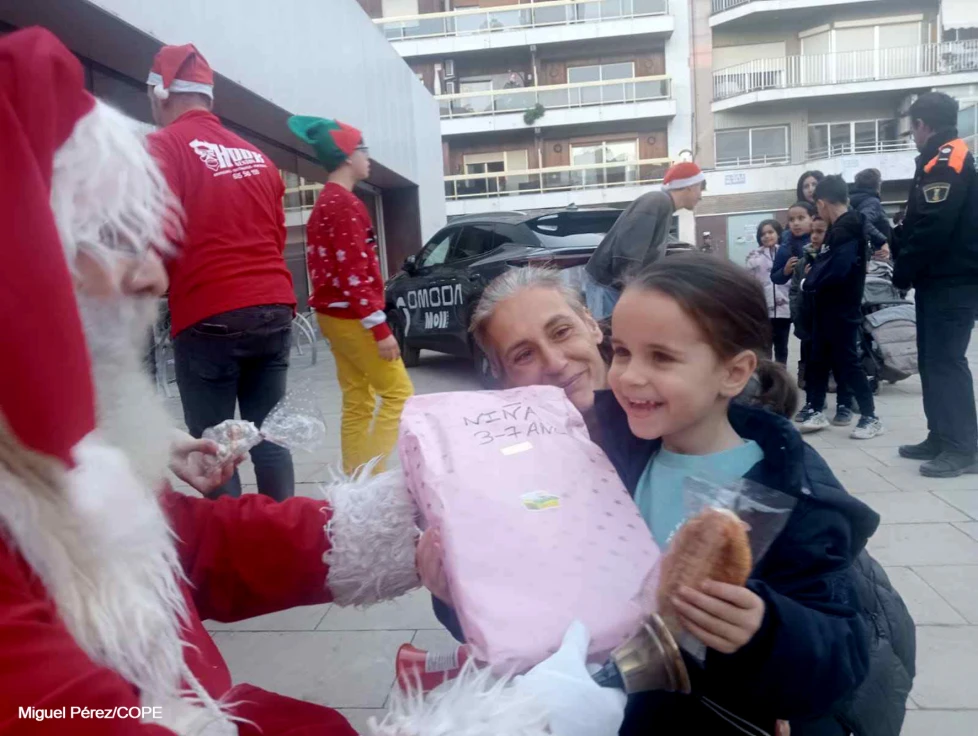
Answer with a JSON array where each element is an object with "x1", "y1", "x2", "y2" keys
[{"x1": 317, "y1": 314, "x2": 414, "y2": 474}]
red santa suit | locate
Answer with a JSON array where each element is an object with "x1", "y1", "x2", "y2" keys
[{"x1": 0, "y1": 28, "x2": 420, "y2": 736}]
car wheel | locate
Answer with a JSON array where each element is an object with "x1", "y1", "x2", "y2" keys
[
  {"x1": 389, "y1": 311, "x2": 420, "y2": 368},
  {"x1": 472, "y1": 341, "x2": 497, "y2": 389}
]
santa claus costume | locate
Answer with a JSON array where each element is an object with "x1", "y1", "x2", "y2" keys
[{"x1": 0, "y1": 28, "x2": 420, "y2": 736}]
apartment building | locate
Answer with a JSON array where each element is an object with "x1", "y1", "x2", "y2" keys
[
  {"x1": 692, "y1": 0, "x2": 978, "y2": 262},
  {"x1": 359, "y1": 0, "x2": 697, "y2": 239}
]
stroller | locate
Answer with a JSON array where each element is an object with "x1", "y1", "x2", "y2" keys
[{"x1": 861, "y1": 261, "x2": 917, "y2": 393}]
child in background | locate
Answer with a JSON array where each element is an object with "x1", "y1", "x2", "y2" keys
[
  {"x1": 798, "y1": 176, "x2": 883, "y2": 439},
  {"x1": 746, "y1": 219, "x2": 792, "y2": 365},
  {"x1": 793, "y1": 217, "x2": 855, "y2": 425},
  {"x1": 603, "y1": 254, "x2": 875, "y2": 734},
  {"x1": 849, "y1": 168, "x2": 892, "y2": 259}
]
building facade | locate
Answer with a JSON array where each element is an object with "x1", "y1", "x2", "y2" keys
[
  {"x1": 0, "y1": 0, "x2": 446, "y2": 304},
  {"x1": 359, "y1": 0, "x2": 698, "y2": 240},
  {"x1": 692, "y1": 0, "x2": 978, "y2": 261}
]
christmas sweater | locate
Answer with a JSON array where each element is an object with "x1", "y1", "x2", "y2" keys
[{"x1": 306, "y1": 183, "x2": 390, "y2": 341}]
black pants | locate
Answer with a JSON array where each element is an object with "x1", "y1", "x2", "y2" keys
[
  {"x1": 770, "y1": 317, "x2": 792, "y2": 365},
  {"x1": 806, "y1": 314, "x2": 875, "y2": 417},
  {"x1": 917, "y1": 285, "x2": 978, "y2": 454},
  {"x1": 174, "y1": 305, "x2": 295, "y2": 500},
  {"x1": 799, "y1": 339, "x2": 853, "y2": 410}
]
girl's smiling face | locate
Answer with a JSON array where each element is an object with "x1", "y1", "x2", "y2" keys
[
  {"x1": 759, "y1": 224, "x2": 780, "y2": 249},
  {"x1": 788, "y1": 206, "x2": 813, "y2": 238},
  {"x1": 608, "y1": 288, "x2": 754, "y2": 450}
]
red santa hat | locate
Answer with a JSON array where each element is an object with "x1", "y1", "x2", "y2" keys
[
  {"x1": 661, "y1": 161, "x2": 706, "y2": 191},
  {"x1": 147, "y1": 43, "x2": 214, "y2": 101},
  {"x1": 0, "y1": 27, "x2": 178, "y2": 470}
]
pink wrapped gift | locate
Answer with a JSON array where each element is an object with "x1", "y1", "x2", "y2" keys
[{"x1": 399, "y1": 385, "x2": 660, "y2": 674}]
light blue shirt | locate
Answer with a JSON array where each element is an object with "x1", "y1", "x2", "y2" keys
[{"x1": 634, "y1": 440, "x2": 765, "y2": 547}]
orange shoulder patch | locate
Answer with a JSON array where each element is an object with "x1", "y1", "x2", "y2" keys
[{"x1": 924, "y1": 139, "x2": 970, "y2": 174}]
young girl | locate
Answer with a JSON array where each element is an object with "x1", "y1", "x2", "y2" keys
[
  {"x1": 601, "y1": 254, "x2": 878, "y2": 735},
  {"x1": 770, "y1": 201, "x2": 815, "y2": 373},
  {"x1": 745, "y1": 219, "x2": 791, "y2": 365}
]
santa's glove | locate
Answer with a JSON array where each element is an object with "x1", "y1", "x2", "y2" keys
[{"x1": 514, "y1": 620, "x2": 628, "y2": 736}]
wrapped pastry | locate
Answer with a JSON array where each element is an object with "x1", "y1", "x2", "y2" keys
[{"x1": 202, "y1": 419, "x2": 262, "y2": 463}]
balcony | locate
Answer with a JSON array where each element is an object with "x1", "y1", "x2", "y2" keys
[
  {"x1": 376, "y1": 0, "x2": 672, "y2": 58},
  {"x1": 438, "y1": 75, "x2": 674, "y2": 135},
  {"x1": 710, "y1": 0, "x2": 883, "y2": 29},
  {"x1": 713, "y1": 41, "x2": 978, "y2": 111},
  {"x1": 805, "y1": 137, "x2": 915, "y2": 161},
  {"x1": 444, "y1": 157, "x2": 670, "y2": 215}
]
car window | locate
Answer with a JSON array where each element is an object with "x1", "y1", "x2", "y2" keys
[
  {"x1": 526, "y1": 211, "x2": 621, "y2": 248},
  {"x1": 419, "y1": 228, "x2": 456, "y2": 268},
  {"x1": 492, "y1": 224, "x2": 524, "y2": 247},
  {"x1": 450, "y1": 224, "x2": 497, "y2": 261}
]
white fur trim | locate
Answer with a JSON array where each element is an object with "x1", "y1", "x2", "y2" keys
[
  {"x1": 369, "y1": 660, "x2": 551, "y2": 736},
  {"x1": 322, "y1": 458, "x2": 420, "y2": 607},
  {"x1": 0, "y1": 433, "x2": 231, "y2": 731},
  {"x1": 51, "y1": 100, "x2": 183, "y2": 264},
  {"x1": 662, "y1": 172, "x2": 705, "y2": 191},
  {"x1": 147, "y1": 71, "x2": 213, "y2": 100}
]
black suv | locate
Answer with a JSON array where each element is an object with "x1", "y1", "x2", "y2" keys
[{"x1": 385, "y1": 207, "x2": 621, "y2": 384}]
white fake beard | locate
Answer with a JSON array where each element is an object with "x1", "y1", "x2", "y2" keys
[{"x1": 76, "y1": 294, "x2": 174, "y2": 488}]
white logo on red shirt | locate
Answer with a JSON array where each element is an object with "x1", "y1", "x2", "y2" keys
[{"x1": 189, "y1": 139, "x2": 267, "y2": 179}]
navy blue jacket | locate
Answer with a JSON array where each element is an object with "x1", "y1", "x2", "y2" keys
[
  {"x1": 804, "y1": 209, "x2": 867, "y2": 322},
  {"x1": 771, "y1": 231, "x2": 811, "y2": 285},
  {"x1": 434, "y1": 393, "x2": 877, "y2": 735},
  {"x1": 849, "y1": 187, "x2": 891, "y2": 251}
]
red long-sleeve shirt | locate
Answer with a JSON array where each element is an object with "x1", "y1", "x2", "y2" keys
[{"x1": 306, "y1": 183, "x2": 390, "y2": 341}]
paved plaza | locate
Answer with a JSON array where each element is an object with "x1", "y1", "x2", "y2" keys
[{"x1": 165, "y1": 339, "x2": 978, "y2": 736}]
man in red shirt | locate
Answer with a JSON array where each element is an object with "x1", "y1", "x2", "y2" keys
[
  {"x1": 147, "y1": 44, "x2": 296, "y2": 500},
  {"x1": 289, "y1": 117, "x2": 413, "y2": 473}
]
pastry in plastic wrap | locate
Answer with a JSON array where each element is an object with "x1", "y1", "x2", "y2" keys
[
  {"x1": 202, "y1": 419, "x2": 262, "y2": 463},
  {"x1": 399, "y1": 385, "x2": 660, "y2": 675},
  {"x1": 656, "y1": 507, "x2": 752, "y2": 626}
]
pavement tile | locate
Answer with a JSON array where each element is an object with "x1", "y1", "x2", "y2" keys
[
  {"x1": 882, "y1": 567, "x2": 966, "y2": 624},
  {"x1": 812, "y1": 447, "x2": 883, "y2": 470},
  {"x1": 871, "y1": 465, "x2": 978, "y2": 492},
  {"x1": 901, "y1": 710, "x2": 978, "y2": 736},
  {"x1": 856, "y1": 492, "x2": 968, "y2": 524},
  {"x1": 955, "y1": 522, "x2": 978, "y2": 542},
  {"x1": 411, "y1": 628, "x2": 464, "y2": 651},
  {"x1": 204, "y1": 603, "x2": 331, "y2": 632},
  {"x1": 318, "y1": 589, "x2": 443, "y2": 631},
  {"x1": 913, "y1": 566, "x2": 978, "y2": 624},
  {"x1": 867, "y1": 523, "x2": 978, "y2": 566},
  {"x1": 833, "y1": 466, "x2": 900, "y2": 494},
  {"x1": 935, "y1": 490, "x2": 978, "y2": 521},
  {"x1": 213, "y1": 630, "x2": 410, "y2": 708},
  {"x1": 912, "y1": 626, "x2": 978, "y2": 709}
]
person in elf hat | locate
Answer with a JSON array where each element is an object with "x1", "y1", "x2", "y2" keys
[
  {"x1": 288, "y1": 116, "x2": 414, "y2": 474},
  {"x1": 583, "y1": 160, "x2": 706, "y2": 322},
  {"x1": 0, "y1": 27, "x2": 424, "y2": 735},
  {"x1": 146, "y1": 43, "x2": 297, "y2": 501}
]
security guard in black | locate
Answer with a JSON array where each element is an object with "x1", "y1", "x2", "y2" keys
[{"x1": 894, "y1": 90, "x2": 978, "y2": 477}]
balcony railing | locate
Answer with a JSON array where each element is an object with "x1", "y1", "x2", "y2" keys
[
  {"x1": 715, "y1": 152, "x2": 790, "y2": 169},
  {"x1": 711, "y1": 0, "x2": 750, "y2": 12},
  {"x1": 376, "y1": 0, "x2": 668, "y2": 42},
  {"x1": 713, "y1": 41, "x2": 978, "y2": 101},
  {"x1": 438, "y1": 75, "x2": 670, "y2": 119},
  {"x1": 445, "y1": 158, "x2": 670, "y2": 200},
  {"x1": 805, "y1": 138, "x2": 915, "y2": 160}
]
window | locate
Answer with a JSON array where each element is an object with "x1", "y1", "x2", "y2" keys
[
  {"x1": 806, "y1": 118, "x2": 900, "y2": 158},
  {"x1": 450, "y1": 225, "x2": 498, "y2": 261},
  {"x1": 959, "y1": 102, "x2": 978, "y2": 150},
  {"x1": 715, "y1": 126, "x2": 789, "y2": 167},
  {"x1": 568, "y1": 62, "x2": 636, "y2": 105},
  {"x1": 382, "y1": 0, "x2": 418, "y2": 17},
  {"x1": 458, "y1": 151, "x2": 531, "y2": 197},
  {"x1": 799, "y1": 20, "x2": 924, "y2": 84},
  {"x1": 570, "y1": 140, "x2": 639, "y2": 186},
  {"x1": 419, "y1": 229, "x2": 456, "y2": 268}
]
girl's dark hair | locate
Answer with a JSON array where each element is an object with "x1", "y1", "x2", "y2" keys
[
  {"x1": 755, "y1": 218, "x2": 783, "y2": 246},
  {"x1": 627, "y1": 254, "x2": 799, "y2": 418},
  {"x1": 796, "y1": 170, "x2": 825, "y2": 202},
  {"x1": 788, "y1": 200, "x2": 816, "y2": 217}
]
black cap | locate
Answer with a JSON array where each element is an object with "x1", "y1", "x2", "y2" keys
[{"x1": 908, "y1": 91, "x2": 960, "y2": 131}]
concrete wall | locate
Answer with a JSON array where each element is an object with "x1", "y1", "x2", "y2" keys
[{"x1": 89, "y1": 0, "x2": 446, "y2": 241}]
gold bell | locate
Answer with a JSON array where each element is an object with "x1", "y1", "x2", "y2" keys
[{"x1": 591, "y1": 613, "x2": 691, "y2": 695}]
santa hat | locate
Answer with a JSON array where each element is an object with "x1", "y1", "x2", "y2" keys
[
  {"x1": 661, "y1": 161, "x2": 705, "y2": 191},
  {"x1": 288, "y1": 116, "x2": 363, "y2": 172},
  {"x1": 147, "y1": 43, "x2": 214, "y2": 101},
  {"x1": 0, "y1": 27, "x2": 177, "y2": 470}
]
